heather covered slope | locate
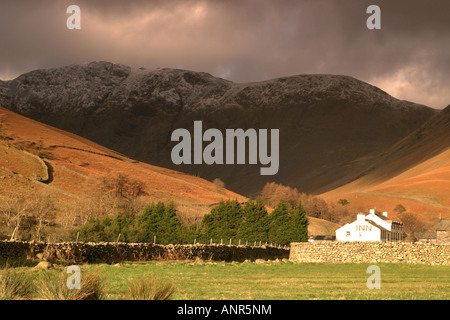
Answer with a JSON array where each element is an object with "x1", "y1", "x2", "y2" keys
[{"x1": 0, "y1": 61, "x2": 436, "y2": 196}]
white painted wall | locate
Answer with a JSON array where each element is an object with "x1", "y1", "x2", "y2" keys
[
  {"x1": 336, "y1": 210, "x2": 403, "y2": 242},
  {"x1": 336, "y1": 219, "x2": 381, "y2": 242}
]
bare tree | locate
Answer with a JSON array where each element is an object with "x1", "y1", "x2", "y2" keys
[
  {"x1": 260, "y1": 182, "x2": 301, "y2": 209},
  {"x1": 0, "y1": 191, "x2": 58, "y2": 241},
  {"x1": 0, "y1": 194, "x2": 30, "y2": 240},
  {"x1": 213, "y1": 178, "x2": 226, "y2": 195},
  {"x1": 300, "y1": 193, "x2": 330, "y2": 220},
  {"x1": 398, "y1": 211, "x2": 425, "y2": 240},
  {"x1": 101, "y1": 173, "x2": 146, "y2": 200},
  {"x1": 68, "y1": 173, "x2": 149, "y2": 226},
  {"x1": 27, "y1": 191, "x2": 56, "y2": 241}
]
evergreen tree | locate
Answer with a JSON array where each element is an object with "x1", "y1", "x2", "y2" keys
[
  {"x1": 101, "y1": 216, "x2": 115, "y2": 241},
  {"x1": 236, "y1": 198, "x2": 269, "y2": 243},
  {"x1": 267, "y1": 199, "x2": 310, "y2": 245},
  {"x1": 161, "y1": 202, "x2": 181, "y2": 244},
  {"x1": 104, "y1": 214, "x2": 133, "y2": 242},
  {"x1": 267, "y1": 200, "x2": 292, "y2": 245},
  {"x1": 179, "y1": 223, "x2": 201, "y2": 244},
  {"x1": 72, "y1": 218, "x2": 105, "y2": 242},
  {"x1": 129, "y1": 203, "x2": 159, "y2": 242},
  {"x1": 130, "y1": 202, "x2": 182, "y2": 244},
  {"x1": 290, "y1": 200, "x2": 310, "y2": 242},
  {"x1": 71, "y1": 202, "x2": 183, "y2": 244},
  {"x1": 200, "y1": 199, "x2": 244, "y2": 242}
]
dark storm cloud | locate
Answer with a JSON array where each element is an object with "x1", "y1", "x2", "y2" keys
[{"x1": 0, "y1": 0, "x2": 449, "y2": 108}]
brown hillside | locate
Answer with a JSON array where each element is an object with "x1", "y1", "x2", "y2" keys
[
  {"x1": 0, "y1": 106, "x2": 245, "y2": 218},
  {"x1": 0, "y1": 107, "x2": 331, "y2": 234},
  {"x1": 321, "y1": 105, "x2": 450, "y2": 228}
]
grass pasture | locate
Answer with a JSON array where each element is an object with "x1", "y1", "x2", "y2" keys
[{"x1": 5, "y1": 261, "x2": 450, "y2": 300}]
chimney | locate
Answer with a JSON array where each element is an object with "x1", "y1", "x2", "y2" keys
[
  {"x1": 383, "y1": 212, "x2": 388, "y2": 217},
  {"x1": 357, "y1": 213, "x2": 365, "y2": 222},
  {"x1": 369, "y1": 209, "x2": 375, "y2": 215}
]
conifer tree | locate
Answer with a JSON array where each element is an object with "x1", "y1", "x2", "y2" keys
[
  {"x1": 290, "y1": 200, "x2": 310, "y2": 242},
  {"x1": 162, "y1": 202, "x2": 181, "y2": 244},
  {"x1": 200, "y1": 199, "x2": 244, "y2": 242},
  {"x1": 128, "y1": 202, "x2": 182, "y2": 244},
  {"x1": 73, "y1": 218, "x2": 105, "y2": 242},
  {"x1": 129, "y1": 202, "x2": 161, "y2": 242},
  {"x1": 267, "y1": 200, "x2": 292, "y2": 245},
  {"x1": 236, "y1": 198, "x2": 269, "y2": 243},
  {"x1": 103, "y1": 214, "x2": 133, "y2": 242}
]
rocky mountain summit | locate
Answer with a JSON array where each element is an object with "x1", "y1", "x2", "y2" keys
[
  {"x1": 0, "y1": 61, "x2": 437, "y2": 195},
  {"x1": 0, "y1": 61, "x2": 426, "y2": 115},
  {"x1": 0, "y1": 62, "x2": 232, "y2": 115}
]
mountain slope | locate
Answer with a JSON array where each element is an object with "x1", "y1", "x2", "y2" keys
[
  {"x1": 0, "y1": 106, "x2": 245, "y2": 214},
  {"x1": 0, "y1": 61, "x2": 437, "y2": 196},
  {"x1": 321, "y1": 105, "x2": 450, "y2": 225},
  {"x1": 0, "y1": 106, "x2": 338, "y2": 235}
]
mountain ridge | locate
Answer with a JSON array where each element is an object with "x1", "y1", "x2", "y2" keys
[
  {"x1": 0, "y1": 61, "x2": 437, "y2": 196},
  {"x1": 0, "y1": 61, "x2": 433, "y2": 114}
]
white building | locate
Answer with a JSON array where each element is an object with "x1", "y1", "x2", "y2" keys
[{"x1": 336, "y1": 209, "x2": 403, "y2": 242}]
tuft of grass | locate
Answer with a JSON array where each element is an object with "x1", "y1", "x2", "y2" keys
[
  {"x1": 37, "y1": 270, "x2": 105, "y2": 300},
  {"x1": 0, "y1": 268, "x2": 34, "y2": 300},
  {"x1": 125, "y1": 276, "x2": 175, "y2": 300}
]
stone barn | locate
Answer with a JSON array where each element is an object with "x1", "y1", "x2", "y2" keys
[{"x1": 436, "y1": 220, "x2": 450, "y2": 243}]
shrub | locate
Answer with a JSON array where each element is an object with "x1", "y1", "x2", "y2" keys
[
  {"x1": 37, "y1": 270, "x2": 105, "y2": 300},
  {"x1": 125, "y1": 276, "x2": 175, "y2": 300}
]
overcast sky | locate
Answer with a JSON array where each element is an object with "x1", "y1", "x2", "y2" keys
[{"x1": 1, "y1": 0, "x2": 449, "y2": 109}]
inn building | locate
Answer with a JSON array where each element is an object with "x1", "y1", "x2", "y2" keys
[{"x1": 336, "y1": 209, "x2": 403, "y2": 242}]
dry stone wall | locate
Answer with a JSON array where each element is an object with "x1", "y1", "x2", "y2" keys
[
  {"x1": 0, "y1": 240, "x2": 289, "y2": 264},
  {"x1": 437, "y1": 231, "x2": 450, "y2": 243},
  {"x1": 290, "y1": 242, "x2": 450, "y2": 265}
]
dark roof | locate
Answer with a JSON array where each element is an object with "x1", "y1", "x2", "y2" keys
[
  {"x1": 374, "y1": 212, "x2": 391, "y2": 221},
  {"x1": 372, "y1": 212, "x2": 403, "y2": 224},
  {"x1": 366, "y1": 220, "x2": 390, "y2": 232},
  {"x1": 436, "y1": 220, "x2": 450, "y2": 231}
]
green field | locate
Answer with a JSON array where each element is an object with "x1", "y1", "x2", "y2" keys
[{"x1": 11, "y1": 260, "x2": 450, "y2": 300}]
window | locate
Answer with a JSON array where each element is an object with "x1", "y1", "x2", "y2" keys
[{"x1": 346, "y1": 231, "x2": 350, "y2": 237}]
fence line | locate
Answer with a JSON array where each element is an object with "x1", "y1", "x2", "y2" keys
[{"x1": 73, "y1": 233, "x2": 290, "y2": 249}]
